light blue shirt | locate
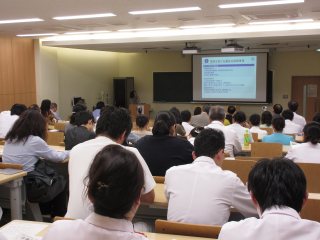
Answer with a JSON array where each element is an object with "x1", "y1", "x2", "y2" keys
[
  {"x1": 3, "y1": 135, "x2": 69, "y2": 172},
  {"x1": 262, "y1": 133, "x2": 294, "y2": 145}
]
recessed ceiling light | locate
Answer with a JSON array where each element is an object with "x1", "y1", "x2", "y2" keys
[
  {"x1": 219, "y1": 0, "x2": 304, "y2": 9},
  {"x1": 316, "y1": 49, "x2": 320, "y2": 52},
  {"x1": 118, "y1": 27, "x2": 170, "y2": 32},
  {"x1": 64, "y1": 30, "x2": 111, "y2": 35},
  {"x1": 179, "y1": 23, "x2": 235, "y2": 29},
  {"x1": 16, "y1": 33, "x2": 58, "y2": 37},
  {"x1": 129, "y1": 7, "x2": 201, "y2": 15},
  {"x1": 53, "y1": 13, "x2": 116, "y2": 20},
  {"x1": 249, "y1": 18, "x2": 313, "y2": 25},
  {"x1": 0, "y1": 18, "x2": 43, "y2": 24}
]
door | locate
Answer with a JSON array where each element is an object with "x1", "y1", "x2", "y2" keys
[{"x1": 292, "y1": 76, "x2": 320, "y2": 122}]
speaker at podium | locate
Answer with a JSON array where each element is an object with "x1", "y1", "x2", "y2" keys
[{"x1": 129, "y1": 104, "x2": 150, "y2": 119}]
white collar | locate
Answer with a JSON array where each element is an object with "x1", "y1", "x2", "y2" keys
[
  {"x1": 209, "y1": 121, "x2": 224, "y2": 126},
  {"x1": 262, "y1": 206, "x2": 301, "y2": 220}
]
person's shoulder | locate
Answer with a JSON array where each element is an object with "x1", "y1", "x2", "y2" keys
[
  {"x1": 220, "y1": 217, "x2": 258, "y2": 237},
  {"x1": 46, "y1": 219, "x2": 86, "y2": 236}
]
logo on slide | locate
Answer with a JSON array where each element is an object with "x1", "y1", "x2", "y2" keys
[{"x1": 204, "y1": 59, "x2": 209, "y2": 63}]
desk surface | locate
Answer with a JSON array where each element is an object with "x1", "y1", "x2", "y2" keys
[
  {"x1": 0, "y1": 144, "x2": 65, "y2": 157},
  {"x1": 241, "y1": 144, "x2": 290, "y2": 153},
  {"x1": 0, "y1": 171, "x2": 27, "y2": 184}
]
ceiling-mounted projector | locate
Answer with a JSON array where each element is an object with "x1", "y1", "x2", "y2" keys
[
  {"x1": 221, "y1": 40, "x2": 245, "y2": 53},
  {"x1": 182, "y1": 42, "x2": 200, "y2": 54}
]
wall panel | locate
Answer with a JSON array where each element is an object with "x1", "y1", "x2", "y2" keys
[{"x1": 0, "y1": 38, "x2": 14, "y2": 95}]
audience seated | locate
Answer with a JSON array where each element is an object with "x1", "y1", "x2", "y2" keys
[
  {"x1": 165, "y1": 128, "x2": 257, "y2": 226},
  {"x1": 282, "y1": 109, "x2": 302, "y2": 134},
  {"x1": 193, "y1": 106, "x2": 202, "y2": 116},
  {"x1": 227, "y1": 111, "x2": 252, "y2": 145},
  {"x1": 181, "y1": 110, "x2": 194, "y2": 136},
  {"x1": 43, "y1": 145, "x2": 148, "y2": 240},
  {"x1": 135, "y1": 111, "x2": 193, "y2": 176},
  {"x1": 190, "y1": 105, "x2": 210, "y2": 127},
  {"x1": 286, "y1": 122, "x2": 320, "y2": 163},
  {"x1": 262, "y1": 117, "x2": 294, "y2": 145},
  {"x1": 41, "y1": 99, "x2": 56, "y2": 125},
  {"x1": 218, "y1": 158, "x2": 320, "y2": 240},
  {"x1": 65, "y1": 111, "x2": 96, "y2": 150},
  {"x1": 273, "y1": 103, "x2": 283, "y2": 116},
  {"x1": 50, "y1": 102, "x2": 62, "y2": 121},
  {"x1": 132, "y1": 115, "x2": 152, "y2": 139},
  {"x1": 169, "y1": 107, "x2": 186, "y2": 137},
  {"x1": 92, "y1": 101, "x2": 105, "y2": 122},
  {"x1": 249, "y1": 114, "x2": 267, "y2": 139},
  {"x1": 65, "y1": 103, "x2": 87, "y2": 133},
  {"x1": 66, "y1": 106, "x2": 155, "y2": 219},
  {"x1": 188, "y1": 126, "x2": 204, "y2": 145},
  {"x1": 288, "y1": 100, "x2": 306, "y2": 128},
  {"x1": 312, "y1": 112, "x2": 320, "y2": 123},
  {"x1": 260, "y1": 111, "x2": 273, "y2": 128},
  {"x1": 225, "y1": 105, "x2": 236, "y2": 125},
  {"x1": 206, "y1": 106, "x2": 241, "y2": 157}
]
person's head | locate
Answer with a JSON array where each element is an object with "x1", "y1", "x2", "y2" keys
[
  {"x1": 129, "y1": 90, "x2": 137, "y2": 98},
  {"x1": 202, "y1": 105, "x2": 210, "y2": 114},
  {"x1": 273, "y1": 104, "x2": 283, "y2": 115},
  {"x1": 28, "y1": 104, "x2": 40, "y2": 112},
  {"x1": 10, "y1": 104, "x2": 27, "y2": 116},
  {"x1": 95, "y1": 101, "x2": 105, "y2": 110},
  {"x1": 193, "y1": 107, "x2": 202, "y2": 115},
  {"x1": 288, "y1": 100, "x2": 299, "y2": 112},
  {"x1": 209, "y1": 106, "x2": 225, "y2": 122},
  {"x1": 152, "y1": 111, "x2": 176, "y2": 136},
  {"x1": 233, "y1": 111, "x2": 246, "y2": 124},
  {"x1": 96, "y1": 107, "x2": 132, "y2": 143},
  {"x1": 169, "y1": 107, "x2": 182, "y2": 124},
  {"x1": 303, "y1": 122, "x2": 320, "y2": 145},
  {"x1": 227, "y1": 106, "x2": 236, "y2": 115},
  {"x1": 281, "y1": 109, "x2": 294, "y2": 121},
  {"x1": 194, "y1": 128, "x2": 225, "y2": 165},
  {"x1": 189, "y1": 126, "x2": 204, "y2": 138},
  {"x1": 181, "y1": 110, "x2": 192, "y2": 123},
  {"x1": 248, "y1": 158, "x2": 307, "y2": 214},
  {"x1": 135, "y1": 115, "x2": 149, "y2": 129},
  {"x1": 272, "y1": 116, "x2": 285, "y2": 132},
  {"x1": 40, "y1": 99, "x2": 51, "y2": 117},
  {"x1": 261, "y1": 111, "x2": 273, "y2": 126},
  {"x1": 50, "y1": 102, "x2": 58, "y2": 112},
  {"x1": 249, "y1": 114, "x2": 261, "y2": 127},
  {"x1": 75, "y1": 111, "x2": 95, "y2": 131},
  {"x1": 70, "y1": 103, "x2": 87, "y2": 125},
  {"x1": 5, "y1": 109, "x2": 47, "y2": 142},
  {"x1": 312, "y1": 112, "x2": 320, "y2": 124},
  {"x1": 86, "y1": 145, "x2": 144, "y2": 220}
]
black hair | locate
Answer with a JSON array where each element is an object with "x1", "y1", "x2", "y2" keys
[
  {"x1": 233, "y1": 111, "x2": 246, "y2": 123},
  {"x1": 227, "y1": 106, "x2": 236, "y2": 114},
  {"x1": 273, "y1": 104, "x2": 283, "y2": 115},
  {"x1": 288, "y1": 100, "x2": 298, "y2": 112},
  {"x1": 5, "y1": 110, "x2": 47, "y2": 143},
  {"x1": 281, "y1": 109, "x2": 294, "y2": 120},
  {"x1": 96, "y1": 107, "x2": 132, "y2": 140},
  {"x1": 261, "y1": 111, "x2": 272, "y2": 126},
  {"x1": 190, "y1": 126, "x2": 204, "y2": 138},
  {"x1": 70, "y1": 103, "x2": 87, "y2": 125},
  {"x1": 28, "y1": 104, "x2": 40, "y2": 112},
  {"x1": 313, "y1": 113, "x2": 320, "y2": 124},
  {"x1": 248, "y1": 158, "x2": 306, "y2": 213},
  {"x1": 169, "y1": 107, "x2": 182, "y2": 124},
  {"x1": 194, "y1": 128, "x2": 225, "y2": 158},
  {"x1": 272, "y1": 116, "x2": 285, "y2": 132},
  {"x1": 181, "y1": 110, "x2": 192, "y2": 122},
  {"x1": 95, "y1": 101, "x2": 105, "y2": 110},
  {"x1": 74, "y1": 111, "x2": 95, "y2": 126},
  {"x1": 40, "y1": 99, "x2": 51, "y2": 117},
  {"x1": 193, "y1": 107, "x2": 202, "y2": 115},
  {"x1": 86, "y1": 145, "x2": 144, "y2": 219},
  {"x1": 202, "y1": 105, "x2": 210, "y2": 114},
  {"x1": 303, "y1": 122, "x2": 320, "y2": 145},
  {"x1": 129, "y1": 90, "x2": 136, "y2": 98},
  {"x1": 209, "y1": 106, "x2": 225, "y2": 121},
  {"x1": 152, "y1": 111, "x2": 176, "y2": 136},
  {"x1": 249, "y1": 114, "x2": 261, "y2": 126},
  {"x1": 10, "y1": 104, "x2": 27, "y2": 116},
  {"x1": 136, "y1": 115, "x2": 149, "y2": 129}
]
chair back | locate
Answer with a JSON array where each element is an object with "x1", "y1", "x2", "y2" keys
[
  {"x1": 300, "y1": 197, "x2": 320, "y2": 222},
  {"x1": 260, "y1": 128, "x2": 273, "y2": 135},
  {"x1": 155, "y1": 219, "x2": 221, "y2": 238},
  {"x1": 47, "y1": 132, "x2": 65, "y2": 146},
  {"x1": 54, "y1": 216, "x2": 75, "y2": 221},
  {"x1": 54, "y1": 122, "x2": 67, "y2": 132},
  {"x1": 297, "y1": 163, "x2": 320, "y2": 193},
  {"x1": 251, "y1": 142, "x2": 282, "y2": 158},
  {"x1": 222, "y1": 160, "x2": 256, "y2": 184},
  {"x1": 251, "y1": 132, "x2": 259, "y2": 142},
  {"x1": 0, "y1": 138, "x2": 4, "y2": 145},
  {"x1": 154, "y1": 176, "x2": 165, "y2": 184},
  {"x1": 235, "y1": 156, "x2": 262, "y2": 161}
]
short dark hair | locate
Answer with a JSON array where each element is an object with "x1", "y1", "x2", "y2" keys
[
  {"x1": 227, "y1": 106, "x2": 236, "y2": 114},
  {"x1": 95, "y1": 101, "x2": 105, "y2": 110},
  {"x1": 74, "y1": 111, "x2": 94, "y2": 126},
  {"x1": 181, "y1": 110, "x2": 192, "y2": 122},
  {"x1": 5, "y1": 110, "x2": 47, "y2": 143},
  {"x1": 261, "y1": 111, "x2": 272, "y2": 126},
  {"x1": 193, "y1": 107, "x2": 202, "y2": 115},
  {"x1": 202, "y1": 105, "x2": 210, "y2": 114},
  {"x1": 40, "y1": 99, "x2": 51, "y2": 117},
  {"x1": 50, "y1": 103, "x2": 57, "y2": 109},
  {"x1": 272, "y1": 116, "x2": 285, "y2": 132},
  {"x1": 281, "y1": 109, "x2": 294, "y2": 120},
  {"x1": 86, "y1": 145, "x2": 144, "y2": 218},
  {"x1": 209, "y1": 106, "x2": 225, "y2": 121},
  {"x1": 303, "y1": 122, "x2": 320, "y2": 145},
  {"x1": 10, "y1": 104, "x2": 27, "y2": 116},
  {"x1": 194, "y1": 128, "x2": 225, "y2": 158},
  {"x1": 136, "y1": 115, "x2": 149, "y2": 128},
  {"x1": 96, "y1": 107, "x2": 132, "y2": 139},
  {"x1": 70, "y1": 103, "x2": 88, "y2": 125},
  {"x1": 313, "y1": 112, "x2": 320, "y2": 123},
  {"x1": 248, "y1": 158, "x2": 306, "y2": 213},
  {"x1": 233, "y1": 111, "x2": 246, "y2": 123},
  {"x1": 28, "y1": 104, "x2": 40, "y2": 112},
  {"x1": 273, "y1": 104, "x2": 283, "y2": 114},
  {"x1": 249, "y1": 114, "x2": 261, "y2": 126},
  {"x1": 169, "y1": 107, "x2": 182, "y2": 124},
  {"x1": 190, "y1": 126, "x2": 204, "y2": 138},
  {"x1": 288, "y1": 100, "x2": 298, "y2": 112},
  {"x1": 152, "y1": 111, "x2": 176, "y2": 136}
]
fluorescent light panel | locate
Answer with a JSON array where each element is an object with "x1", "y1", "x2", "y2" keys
[
  {"x1": 53, "y1": 13, "x2": 116, "y2": 20},
  {"x1": 0, "y1": 18, "x2": 43, "y2": 24},
  {"x1": 64, "y1": 30, "x2": 111, "y2": 35},
  {"x1": 17, "y1": 33, "x2": 58, "y2": 37},
  {"x1": 118, "y1": 27, "x2": 170, "y2": 32},
  {"x1": 129, "y1": 7, "x2": 201, "y2": 15},
  {"x1": 219, "y1": 0, "x2": 304, "y2": 8},
  {"x1": 180, "y1": 23, "x2": 235, "y2": 29},
  {"x1": 249, "y1": 18, "x2": 313, "y2": 25}
]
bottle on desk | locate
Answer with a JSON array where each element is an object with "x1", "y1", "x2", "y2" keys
[{"x1": 244, "y1": 129, "x2": 250, "y2": 147}]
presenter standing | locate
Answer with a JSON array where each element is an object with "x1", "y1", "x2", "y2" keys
[{"x1": 129, "y1": 90, "x2": 140, "y2": 104}]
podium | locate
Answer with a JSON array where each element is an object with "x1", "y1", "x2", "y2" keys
[{"x1": 129, "y1": 104, "x2": 150, "y2": 119}]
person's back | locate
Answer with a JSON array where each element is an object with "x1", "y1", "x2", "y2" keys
[
  {"x1": 0, "y1": 104, "x2": 27, "y2": 138},
  {"x1": 190, "y1": 105, "x2": 210, "y2": 127},
  {"x1": 249, "y1": 114, "x2": 267, "y2": 139},
  {"x1": 288, "y1": 100, "x2": 306, "y2": 128},
  {"x1": 282, "y1": 109, "x2": 302, "y2": 134},
  {"x1": 262, "y1": 117, "x2": 293, "y2": 145}
]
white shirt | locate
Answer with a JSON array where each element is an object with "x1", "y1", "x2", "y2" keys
[
  {"x1": 0, "y1": 111, "x2": 18, "y2": 138},
  {"x1": 43, "y1": 213, "x2": 147, "y2": 240},
  {"x1": 283, "y1": 119, "x2": 303, "y2": 134},
  {"x1": 206, "y1": 121, "x2": 242, "y2": 157},
  {"x1": 226, "y1": 123, "x2": 253, "y2": 145},
  {"x1": 165, "y1": 156, "x2": 257, "y2": 226},
  {"x1": 292, "y1": 112, "x2": 306, "y2": 128},
  {"x1": 219, "y1": 206, "x2": 320, "y2": 240},
  {"x1": 250, "y1": 126, "x2": 267, "y2": 139},
  {"x1": 182, "y1": 122, "x2": 194, "y2": 136},
  {"x1": 66, "y1": 136, "x2": 155, "y2": 219},
  {"x1": 286, "y1": 142, "x2": 320, "y2": 164}
]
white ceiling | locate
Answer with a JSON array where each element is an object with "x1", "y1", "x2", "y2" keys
[{"x1": 2, "y1": 0, "x2": 320, "y2": 52}]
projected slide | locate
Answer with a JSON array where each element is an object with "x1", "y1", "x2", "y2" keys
[{"x1": 202, "y1": 56, "x2": 257, "y2": 99}]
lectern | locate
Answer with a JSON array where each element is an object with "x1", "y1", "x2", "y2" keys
[{"x1": 129, "y1": 104, "x2": 150, "y2": 119}]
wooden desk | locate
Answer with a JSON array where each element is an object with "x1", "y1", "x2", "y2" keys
[
  {"x1": 0, "y1": 145, "x2": 65, "y2": 157},
  {"x1": 241, "y1": 144, "x2": 289, "y2": 154}
]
